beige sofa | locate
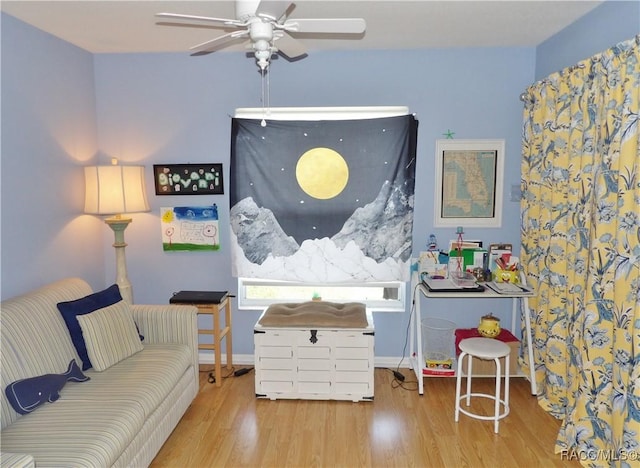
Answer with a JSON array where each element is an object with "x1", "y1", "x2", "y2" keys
[{"x1": 0, "y1": 278, "x2": 199, "y2": 467}]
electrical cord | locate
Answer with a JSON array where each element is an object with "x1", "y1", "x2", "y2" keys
[
  {"x1": 382, "y1": 367, "x2": 418, "y2": 391},
  {"x1": 388, "y1": 282, "x2": 421, "y2": 392},
  {"x1": 200, "y1": 367, "x2": 253, "y2": 383},
  {"x1": 201, "y1": 366, "x2": 234, "y2": 384},
  {"x1": 233, "y1": 367, "x2": 253, "y2": 377},
  {"x1": 201, "y1": 366, "x2": 254, "y2": 384}
]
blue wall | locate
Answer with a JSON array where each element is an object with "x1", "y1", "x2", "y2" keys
[
  {"x1": 535, "y1": 0, "x2": 639, "y2": 79},
  {"x1": 2, "y1": 1, "x2": 636, "y2": 361},
  {"x1": 0, "y1": 13, "x2": 104, "y2": 298}
]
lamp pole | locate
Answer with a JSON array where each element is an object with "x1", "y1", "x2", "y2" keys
[{"x1": 105, "y1": 216, "x2": 133, "y2": 304}]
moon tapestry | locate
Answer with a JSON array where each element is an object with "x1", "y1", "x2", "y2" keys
[{"x1": 229, "y1": 115, "x2": 418, "y2": 282}]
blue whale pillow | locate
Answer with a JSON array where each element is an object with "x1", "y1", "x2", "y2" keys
[
  {"x1": 5, "y1": 359, "x2": 89, "y2": 414},
  {"x1": 57, "y1": 284, "x2": 122, "y2": 370}
]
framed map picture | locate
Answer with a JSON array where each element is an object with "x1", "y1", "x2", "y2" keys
[{"x1": 434, "y1": 139, "x2": 504, "y2": 228}]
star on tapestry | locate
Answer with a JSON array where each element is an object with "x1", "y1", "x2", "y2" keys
[{"x1": 443, "y1": 129, "x2": 455, "y2": 139}]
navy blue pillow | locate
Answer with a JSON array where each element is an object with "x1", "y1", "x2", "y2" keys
[{"x1": 57, "y1": 284, "x2": 122, "y2": 370}]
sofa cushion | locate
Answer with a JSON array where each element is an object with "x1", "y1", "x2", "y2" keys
[
  {"x1": 5, "y1": 360, "x2": 89, "y2": 415},
  {"x1": 56, "y1": 284, "x2": 122, "y2": 370},
  {"x1": 58, "y1": 344, "x2": 193, "y2": 417},
  {"x1": 0, "y1": 398, "x2": 146, "y2": 467},
  {"x1": 77, "y1": 301, "x2": 144, "y2": 372}
]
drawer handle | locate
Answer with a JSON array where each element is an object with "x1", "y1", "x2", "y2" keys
[{"x1": 309, "y1": 329, "x2": 318, "y2": 344}]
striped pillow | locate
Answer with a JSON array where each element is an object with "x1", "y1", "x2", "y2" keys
[
  {"x1": 76, "y1": 300, "x2": 144, "y2": 371},
  {"x1": 57, "y1": 283, "x2": 123, "y2": 370}
]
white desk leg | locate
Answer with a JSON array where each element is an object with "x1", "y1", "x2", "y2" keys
[
  {"x1": 409, "y1": 289, "x2": 415, "y2": 367},
  {"x1": 523, "y1": 296, "x2": 537, "y2": 395},
  {"x1": 414, "y1": 287, "x2": 424, "y2": 395}
]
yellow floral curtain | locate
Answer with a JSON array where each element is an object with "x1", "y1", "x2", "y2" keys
[{"x1": 520, "y1": 35, "x2": 639, "y2": 464}]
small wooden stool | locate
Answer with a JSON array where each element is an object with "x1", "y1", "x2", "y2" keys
[
  {"x1": 170, "y1": 291, "x2": 233, "y2": 387},
  {"x1": 455, "y1": 337, "x2": 510, "y2": 433}
]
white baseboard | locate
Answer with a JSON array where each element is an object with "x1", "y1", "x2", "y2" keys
[
  {"x1": 197, "y1": 353, "x2": 527, "y2": 379},
  {"x1": 198, "y1": 352, "x2": 409, "y2": 369}
]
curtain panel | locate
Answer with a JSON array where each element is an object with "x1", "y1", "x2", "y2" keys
[
  {"x1": 520, "y1": 35, "x2": 639, "y2": 464},
  {"x1": 229, "y1": 115, "x2": 418, "y2": 283}
]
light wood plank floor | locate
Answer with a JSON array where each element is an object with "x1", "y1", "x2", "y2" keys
[{"x1": 151, "y1": 367, "x2": 578, "y2": 467}]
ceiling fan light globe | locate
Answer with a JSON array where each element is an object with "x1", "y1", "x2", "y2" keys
[{"x1": 254, "y1": 48, "x2": 271, "y2": 70}]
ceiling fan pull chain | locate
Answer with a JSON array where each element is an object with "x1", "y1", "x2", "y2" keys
[
  {"x1": 266, "y1": 65, "x2": 271, "y2": 115},
  {"x1": 260, "y1": 68, "x2": 267, "y2": 127}
]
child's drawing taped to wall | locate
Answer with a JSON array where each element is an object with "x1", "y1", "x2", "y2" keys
[{"x1": 161, "y1": 205, "x2": 220, "y2": 251}]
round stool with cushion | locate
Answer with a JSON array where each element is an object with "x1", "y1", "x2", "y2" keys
[{"x1": 455, "y1": 337, "x2": 511, "y2": 433}]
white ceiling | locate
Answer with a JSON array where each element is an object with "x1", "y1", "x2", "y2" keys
[{"x1": 1, "y1": 0, "x2": 603, "y2": 55}]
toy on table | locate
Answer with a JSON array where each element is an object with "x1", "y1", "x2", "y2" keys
[
  {"x1": 427, "y1": 234, "x2": 438, "y2": 251},
  {"x1": 493, "y1": 255, "x2": 520, "y2": 283}
]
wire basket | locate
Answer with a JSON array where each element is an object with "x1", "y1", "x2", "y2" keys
[{"x1": 421, "y1": 317, "x2": 456, "y2": 367}]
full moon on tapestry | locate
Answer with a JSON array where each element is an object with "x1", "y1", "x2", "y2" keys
[{"x1": 229, "y1": 115, "x2": 418, "y2": 283}]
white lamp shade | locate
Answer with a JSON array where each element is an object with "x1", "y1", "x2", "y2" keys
[{"x1": 84, "y1": 165, "x2": 150, "y2": 215}]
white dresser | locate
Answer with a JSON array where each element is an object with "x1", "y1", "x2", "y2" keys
[{"x1": 254, "y1": 303, "x2": 374, "y2": 402}]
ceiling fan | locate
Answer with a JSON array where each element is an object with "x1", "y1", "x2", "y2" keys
[{"x1": 156, "y1": 0, "x2": 366, "y2": 71}]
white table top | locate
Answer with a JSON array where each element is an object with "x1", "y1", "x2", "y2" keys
[{"x1": 418, "y1": 282, "x2": 535, "y2": 299}]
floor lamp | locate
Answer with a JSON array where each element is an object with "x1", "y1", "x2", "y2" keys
[{"x1": 84, "y1": 160, "x2": 150, "y2": 303}]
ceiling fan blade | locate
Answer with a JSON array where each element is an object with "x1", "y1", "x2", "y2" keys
[
  {"x1": 273, "y1": 32, "x2": 307, "y2": 59},
  {"x1": 190, "y1": 31, "x2": 250, "y2": 56},
  {"x1": 255, "y1": 1, "x2": 292, "y2": 21},
  {"x1": 283, "y1": 18, "x2": 366, "y2": 34},
  {"x1": 156, "y1": 12, "x2": 244, "y2": 27}
]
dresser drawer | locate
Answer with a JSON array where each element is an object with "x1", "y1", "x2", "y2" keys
[
  {"x1": 336, "y1": 359, "x2": 370, "y2": 372},
  {"x1": 298, "y1": 346, "x2": 331, "y2": 359},
  {"x1": 259, "y1": 346, "x2": 292, "y2": 358},
  {"x1": 335, "y1": 346, "x2": 370, "y2": 360}
]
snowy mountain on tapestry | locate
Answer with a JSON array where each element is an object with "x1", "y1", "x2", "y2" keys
[{"x1": 230, "y1": 115, "x2": 418, "y2": 282}]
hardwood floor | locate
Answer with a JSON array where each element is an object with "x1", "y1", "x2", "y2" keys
[{"x1": 151, "y1": 367, "x2": 577, "y2": 467}]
